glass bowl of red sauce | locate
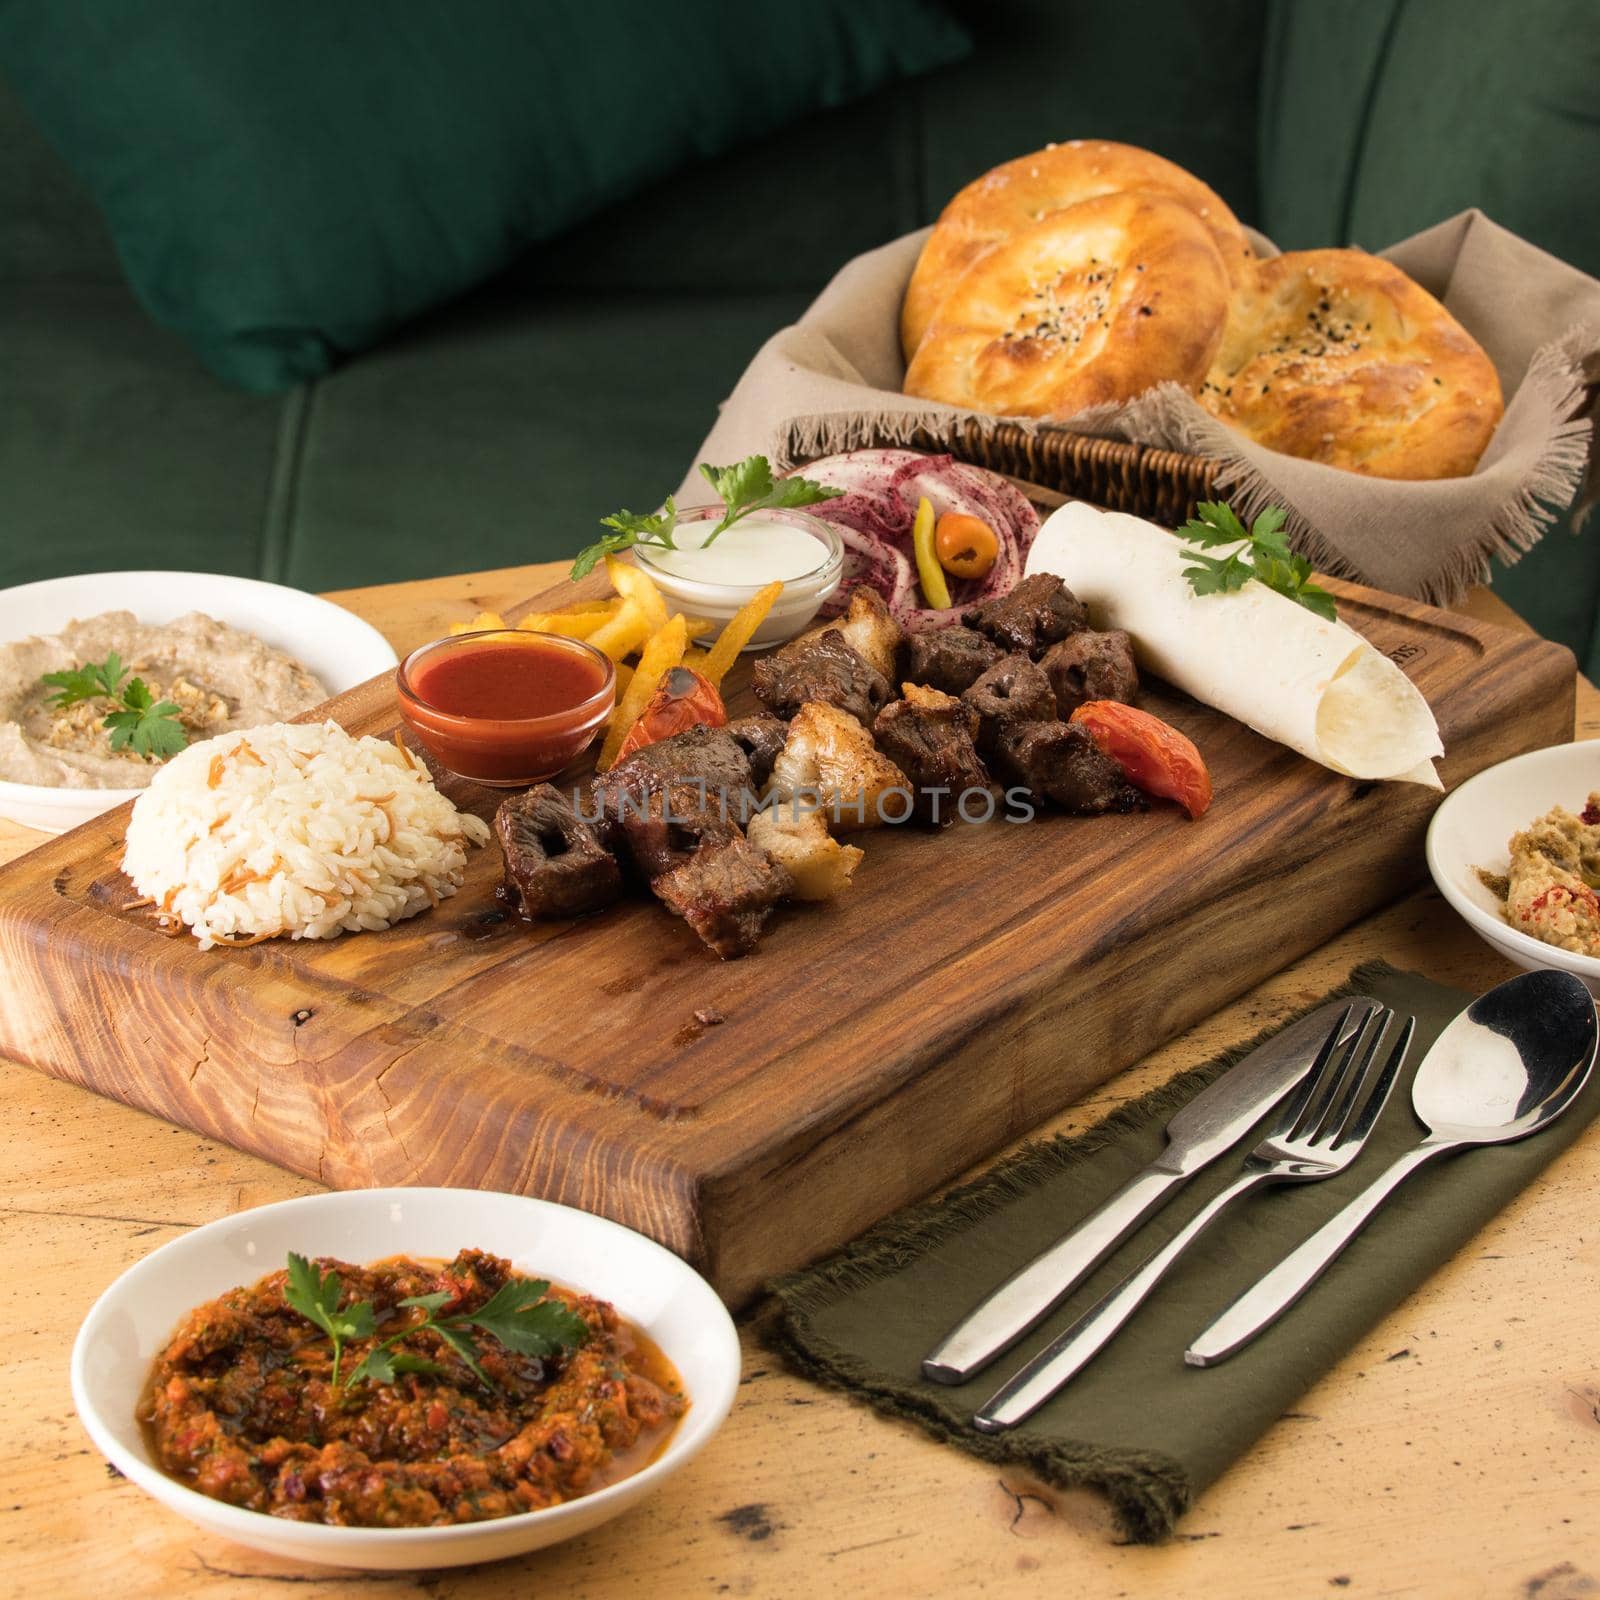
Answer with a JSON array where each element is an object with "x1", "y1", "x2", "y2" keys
[{"x1": 396, "y1": 630, "x2": 615, "y2": 786}]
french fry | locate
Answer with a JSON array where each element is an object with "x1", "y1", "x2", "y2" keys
[
  {"x1": 552, "y1": 598, "x2": 615, "y2": 615},
  {"x1": 598, "y1": 613, "x2": 688, "y2": 770},
  {"x1": 585, "y1": 597, "x2": 651, "y2": 662},
  {"x1": 604, "y1": 555, "x2": 669, "y2": 634},
  {"x1": 611, "y1": 661, "x2": 634, "y2": 703},
  {"x1": 448, "y1": 609, "x2": 508, "y2": 636},
  {"x1": 680, "y1": 646, "x2": 708, "y2": 670},
  {"x1": 514, "y1": 601, "x2": 619, "y2": 639},
  {"x1": 699, "y1": 580, "x2": 782, "y2": 687},
  {"x1": 683, "y1": 617, "x2": 714, "y2": 640}
]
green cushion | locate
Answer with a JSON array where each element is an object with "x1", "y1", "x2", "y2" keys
[
  {"x1": 274, "y1": 284, "x2": 813, "y2": 591},
  {"x1": 516, "y1": 0, "x2": 1271, "y2": 296},
  {"x1": 1258, "y1": 0, "x2": 1600, "y2": 275},
  {"x1": 0, "y1": 0, "x2": 968, "y2": 393},
  {"x1": 0, "y1": 274, "x2": 810, "y2": 594},
  {"x1": 0, "y1": 283, "x2": 283, "y2": 585}
]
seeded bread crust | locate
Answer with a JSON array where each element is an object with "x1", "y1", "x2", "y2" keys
[
  {"x1": 1198, "y1": 248, "x2": 1504, "y2": 479},
  {"x1": 900, "y1": 139, "x2": 1252, "y2": 361},
  {"x1": 903, "y1": 192, "x2": 1231, "y2": 421}
]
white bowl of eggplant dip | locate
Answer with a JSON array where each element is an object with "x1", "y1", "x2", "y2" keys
[
  {"x1": 70, "y1": 1187, "x2": 740, "y2": 1570},
  {"x1": 1427, "y1": 740, "x2": 1600, "y2": 994},
  {"x1": 0, "y1": 570, "x2": 398, "y2": 833}
]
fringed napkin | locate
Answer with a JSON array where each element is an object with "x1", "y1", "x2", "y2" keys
[{"x1": 765, "y1": 963, "x2": 1600, "y2": 1541}]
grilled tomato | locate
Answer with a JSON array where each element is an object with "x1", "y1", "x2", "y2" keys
[{"x1": 1069, "y1": 701, "x2": 1212, "y2": 818}]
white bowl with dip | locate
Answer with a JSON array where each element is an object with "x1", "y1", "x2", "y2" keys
[
  {"x1": 633, "y1": 504, "x2": 843, "y2": 649},
  {"x1": 71, "y1": 1186, "x2": 741, "y2": 1571},
  {"x1": 1426, "y1": 739, "x2": 1600, "y2": 994},
  {"x1": 0, "y1": 570, "x2": 397, "y2": 835}
]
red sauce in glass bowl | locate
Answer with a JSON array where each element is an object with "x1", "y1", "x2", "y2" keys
[{"x1": 396, "y1": 630, "x2": 615, "y2": 785}]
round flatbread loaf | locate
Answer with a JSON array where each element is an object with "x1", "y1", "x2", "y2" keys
[
  {"x1": 901, "y1": 140, "x2": 1252, "y2": 360},
  {"x1": 903, "y1": 192, "x2": 1231, "y2": 421},
  {"x1": 1198, "y1": 249, "x2": 1504, "y2": 479}
]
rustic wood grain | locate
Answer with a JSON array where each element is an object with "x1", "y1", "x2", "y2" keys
[
  {"x1": 0, "y1": 576, "x2": 1577, "y2": 1306},
  {"x1": 1, "y1": 566, "x2": 1597, "y2": 1597}
]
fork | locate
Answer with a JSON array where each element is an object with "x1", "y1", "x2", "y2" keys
[{"x1": 972, "y1": 1005, "x2": 1413, "y2": 1432}]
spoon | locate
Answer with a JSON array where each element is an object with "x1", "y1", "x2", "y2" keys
[{"x1": 1184, "y1": 968, "x2": 1597, "y2": 1366}]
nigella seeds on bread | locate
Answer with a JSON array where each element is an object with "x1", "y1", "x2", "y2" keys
[
  {"x1": 904, "y1": 192, "x2": 1232, "y2": 420},
  {"x1": 900, "y1": 138, "x2": 1253, "y2": 360},
  {"x1": 1198, "y1": 248, "x2": 1505, "y2": 479}
]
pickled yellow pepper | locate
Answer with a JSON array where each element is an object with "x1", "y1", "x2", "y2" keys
[{"x1": 912, "y1": 495, "x2": 952, "y2": 609}]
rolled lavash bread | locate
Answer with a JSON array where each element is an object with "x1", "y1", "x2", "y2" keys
[{"x1": 1025, "y1": 502, "x2": 1443, "y2": 787}]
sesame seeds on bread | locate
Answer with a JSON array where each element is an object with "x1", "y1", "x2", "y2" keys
[
  {"x1": 900, "y1": 139, "x2": 1253, "y2": 362},
  {"x1": 1198, "y1": 249, "x2": 1504, "y2": 479},
  {"x1": 903, "y1": 192, "x2": 1232, "y2": 421}
]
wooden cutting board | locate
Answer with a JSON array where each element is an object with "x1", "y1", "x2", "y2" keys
[{"x1": 0, "y1": 578, "x2": 1574, "y2": 1305}]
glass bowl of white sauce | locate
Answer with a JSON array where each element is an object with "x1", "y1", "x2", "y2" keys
[{"x1": 633, "y1": 505, "x2": 844, "y2": 650}]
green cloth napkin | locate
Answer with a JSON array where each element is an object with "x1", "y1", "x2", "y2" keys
[{"x1": 766, "y1": 963, "x2": 1600, "y2": 1541}]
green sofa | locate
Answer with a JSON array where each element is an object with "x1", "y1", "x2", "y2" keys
[{"x1": 4, "y1": 0, "x2": 1597, "y2": 661}]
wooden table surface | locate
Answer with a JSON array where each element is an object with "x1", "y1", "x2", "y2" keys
[{"x1": 3, "y1": 565, "x2": 1598, "y2": 1600}]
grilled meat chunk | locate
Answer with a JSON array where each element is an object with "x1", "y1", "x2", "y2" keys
[
  {"x1": 768, "y1": 701, "x2": 908, "y2": 832},
  {"x1": 495, "y1": 784, "x2": 622, "y2": 919},
  {"x1": 616, "y1": 781, "x2": 740, "y2": 881},
  {"x1": 903, "y1": 627, "x2": 1003, "y2": 696},
  {"x1": 653, "y1": 833, "x2": 793, "y2": 959},
  {"x1": 724, "y1": 714, "x2": 789, "y2": 789},
  {"x1": 615, "y1": 781, "x2": 792, "y2": 956},
  {"x1": 590, "y1": 725, "x2": 756, "y2": 850},
  {"x1": 961, "y1": 653, "x2": 1057, "y2": 753},
  {"x1": 746, "y1": 806, "x2": 862, "y2": 901},
  {"x1": 993, "y1": 720, "x2": 1144, "y2": 815},
  {"x1": 1041, "y1": 629, "x2": 1140, "y2": 717},
  {"x1": 751, "y1": 628, "x2": 892, "y2": 728},
  {"x1": 964, "y1": 572, "x2": 1087, "y2": 657},
  {"x1": 872, "y1": 682, "x2": 995, "y2": 825},
  {"x1": 807, "y1": 586, "x2": 903, "y2": 681}
]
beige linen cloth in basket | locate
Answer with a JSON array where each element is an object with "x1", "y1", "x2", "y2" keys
[{"x1": 679, "y1": 210, "x2": 1600, "y2": 605}]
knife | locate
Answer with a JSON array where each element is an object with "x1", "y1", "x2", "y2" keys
[{"x1": 921, "y1": 996, "x2": 1382, "y2": 1385}]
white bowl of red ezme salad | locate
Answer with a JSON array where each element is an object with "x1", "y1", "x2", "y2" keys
[{"x1": 71, "y1": 1187, "x2": 740, "y2": 1570}]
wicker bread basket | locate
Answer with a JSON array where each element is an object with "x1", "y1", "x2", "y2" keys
[{"x1": 857, "y1": 418, "x2": 1222, "y2": 526}]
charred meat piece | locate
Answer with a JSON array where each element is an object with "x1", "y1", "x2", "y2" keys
[
  {"x1": 810, "y1": 586, "x2": 903, "y2": 681},
  {"x1": 751, "y1": 629, "x2": 892, "y2": 728},
  {"x1": 872, "y1": 683, "x2": 995, "y2": 825},
  {"x1": 993, "y1": 720, "x2": 1144, "y2": 815},
  {"x1": 495, "y1": 784, "x2": 623, "y2": 919},
  {"x1": 904, "y1": 627, "x2": 1003, "y2": 696},
  {"x1": 1040, "y1": 629, "x2": 1140, "y2": 717},
  {"x1": 653, "y1": 832, "x2": 794, "y2": 960},
  {"x1": 961, "y1": 654, "x2": 1057, "y2": 753},
  {"x1": 590, "y1": 725, "x2": 756, "y2": 850},
  {"x1": 724, "y1": 714, "x2": 789, "y2": 789},
  {"x1": 964, "y1": 573, "x2": 1087, "y2": 657},
  {"x1": 617, "y1": 780, "x2": 740, "y2": 881}
]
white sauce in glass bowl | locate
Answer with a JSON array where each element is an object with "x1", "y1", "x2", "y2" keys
[
  {"x1": 631, "y1": 506, "x2": 844, "y2": 651},
  {"x1": 641, "y1": 514, "x2": 830, "y2": 585}
]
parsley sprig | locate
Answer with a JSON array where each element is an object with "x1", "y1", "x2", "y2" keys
[
  {"x1": 1178, "y1": 502, "x2": 1337, "y2": 622},
  {"x1": 284, "y1": 1253, "x2": 375, "y2": 1390},
  {"x1": 40, "y1": 651, "x2": 188, "y2": 760},
  {"x1": 282, "y1": 1253, "x2": 590, "y2": 1392},
  {"x1": 571, "y1": 454, "x2": 843, "y2": 580}
]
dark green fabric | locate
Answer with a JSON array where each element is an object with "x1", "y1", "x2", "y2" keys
[
  {"x1": 0, "y1": 71, "x2": 118, "y2": 282},
  {"x1": 1261, "y1": 0, "x2": 1600, "y2": 275},
  {"x1": 274, "y1": 286, "x2": 813, "y2": 590},
  {"x1": 767, "y1": 964, "x2": 1600, "y2": 1541},
  {"x1": 0, "y1": 284, "x2": 282, "y2": 585},
  {"x1": 0, "y1": 277, "x2": 810, "y2": 591},
  {"x1": 0, "y1": 0, "x2": 968, "y2": 392}
]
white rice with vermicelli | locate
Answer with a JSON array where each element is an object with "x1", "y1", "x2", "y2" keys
[{"x1": 122, "y1": 721, "x2": 491, "y2": 950}]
